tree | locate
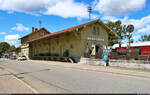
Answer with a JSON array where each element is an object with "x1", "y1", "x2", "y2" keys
[
  {"x1": 105, "y1": 20, "x2": 128, "y2": 46},
  {"x1": 138, "y1": 35, "x2": 150, "y2": 41},
  {"x1": 0, "y1": 42, "x2": 10, "y2": 55},
  {"x1": 7, "y1": 45, "x2": 16, "y2": 52}
]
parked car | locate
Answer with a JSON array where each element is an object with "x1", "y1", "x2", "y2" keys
[
  {"x1": 18, "y1": 56, "x2": 27, "y2": 61},
  {"x1": 10, "y1": 56, "x2": 16, "y2": 60}
]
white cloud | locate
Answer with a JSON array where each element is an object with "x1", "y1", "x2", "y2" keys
[
  {"x1": 101, "y1": 16, "x2": 118, "y2": 22},
  {"x1": 11, "y1": 24, "x2": 29, "y2": 32},
  {"x1": 0, "y1": 0, "x2": 94, "y2": 19},
  {"x1": 102, "y1": 15, "x2": 150, "y2": 41},
  {"x1": 102, "y1": 15, "x2": 150, "y2": 30},
  {"x1": 44, "y1": 0, "x2": 89, "y2": 18},
  {"x1": 0, "y1": 32, "x2": 6, "y2": 34},
  {"x1": 95, "y1": 0, "x2": 146, "y2": 16},
  {"x1": 5, "y1": 34, "x2": 20, "y2": 46},
  {"x1": 0, "y1": 0, "x2": 50, "y2": 14},
  {"x1": 133, "y1": 35, "x2": 141, "y2": 40},
  {"x1": 137, "y1": 25, "x2": 150, "y2": 34},
  {"x1": 122, "y1": 15, "x2": 150, "y2": 29}
]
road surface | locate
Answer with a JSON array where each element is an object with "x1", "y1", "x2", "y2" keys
[{"x1": 0, "y1": 59, "x2": 150, "y2": 93}]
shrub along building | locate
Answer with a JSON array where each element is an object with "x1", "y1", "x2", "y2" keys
[{"x1": 23, "y1": 19, "x2": 119, "y2": 63}]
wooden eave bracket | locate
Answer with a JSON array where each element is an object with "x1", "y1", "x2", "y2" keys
[{"x1": 73, "y1": 30, "x2": 81, "y2": 40}]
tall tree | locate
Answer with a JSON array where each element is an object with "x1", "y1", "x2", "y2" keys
[
  {"x1": 0, "y1": 42, "x2": 10, "y2": 55},
  {"x1": 105, "y1": 20, "x2": 128, "y2": 46},
  {"x1": 138, "y1": 35, "x2": 150, "y2": 41}
]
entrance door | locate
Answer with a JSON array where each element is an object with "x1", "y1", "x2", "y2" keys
[{"x1": 95, "y1": 45, "x2": 103, "y2": 59}]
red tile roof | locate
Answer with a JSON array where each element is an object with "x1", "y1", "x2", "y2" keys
[{"x1": 28, "y1": 19, "x2": 99, "y2": 43}]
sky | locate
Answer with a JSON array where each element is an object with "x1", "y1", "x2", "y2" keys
[{"x1": 0, "y1": 0, "x2": 149, "y2": 47}]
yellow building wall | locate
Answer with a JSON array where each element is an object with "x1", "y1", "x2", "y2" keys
[
  {"x1": 29, "y1": 23, "x2": 109, "y2": 59},
  {"x1": 80, "y1": 23, "x2": 108, "y2": 56},
  {"x1": 21, "y1": 43, "x2": 29, "y2": 59},
  {"x1": 21, "y1": 30, "x2": 49, "y2": 44},
  {"x1": 30, "y1": 32, "x2": 82, "y2": 58},
  {"x1": 15, "y1": 49, "x2": 21, "y2": 59},
  {"x1": 20, "y1": 29, "x2": 50, "y2": 59}
]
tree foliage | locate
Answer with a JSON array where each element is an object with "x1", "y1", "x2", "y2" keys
[
  {"x1": 138, "y1": 35, "x2": 150, "y2": 41},
  {"x1": 105, "y1": 20, "x2": 128, "y2": 46},
  {"x1": 0, "y1": 42, "x2": 10, "y2": 54},
  {"x1": 0, "y1": 42, "x2": 16, "y2": 56},
  {"x1": 7, "y1": 45, "x2": 16, "y2": 52}
]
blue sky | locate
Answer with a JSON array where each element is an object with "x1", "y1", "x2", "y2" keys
[{"x1": 0, "y1": 0, "x2": 149, "y2": 47}]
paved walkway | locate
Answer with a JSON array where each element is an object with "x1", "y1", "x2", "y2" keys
[{"x1": 0, "y1": 66, "x2": 35, "y2": 93}]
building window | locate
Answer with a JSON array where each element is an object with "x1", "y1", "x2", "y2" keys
[
  {"x1": 40, "y1": 31, "x2": 44, "y2": 36},
  {"x1": 92, "y1": 26, "x2": 100, "y2": 35}
]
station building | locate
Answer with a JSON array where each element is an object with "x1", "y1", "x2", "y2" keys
[
  {"x1": 17, "y1": 19, "x2": 119, "y2": 62},
  {"x1": 18, "y1": 27, "x2": 50, "y2": 59}
]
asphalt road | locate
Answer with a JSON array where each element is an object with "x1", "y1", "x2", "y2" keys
[{"x1": 0, "y1": 59, "x2": 150, "y2": 93}]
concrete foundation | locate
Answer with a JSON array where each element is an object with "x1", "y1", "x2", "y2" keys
[
  {"x1": 110, "y1": 60, "x2": 150, "y2": 70},
  {"x1": 78, "y1": 57, "x2": 104, "y2": 65}
]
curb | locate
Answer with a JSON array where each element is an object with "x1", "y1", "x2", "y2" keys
[{"x1": 0, "y1": 65, "x2": 39, "y2": 93}]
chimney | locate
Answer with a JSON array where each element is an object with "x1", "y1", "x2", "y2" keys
[
  {"x1": 35, "y1": 28, "x2": 38, "y2": 32},
  {"x1": 32, "y1": 27, "x2": 35, "y2": 32}
]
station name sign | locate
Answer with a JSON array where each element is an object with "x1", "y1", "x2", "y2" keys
[{"x1": 87, "y1": 37, "x2": 104, "y2": 41}]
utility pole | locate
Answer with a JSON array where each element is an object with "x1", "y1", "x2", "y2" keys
[{"x1": 88, "y1": 6, "x2": 92, "y2": 20}]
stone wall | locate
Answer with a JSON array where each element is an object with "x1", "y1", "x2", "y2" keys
[
  {"x1": 78, "y1": 57, "x2": 150, "y2": 70},
  {"x1": 110, "y1": 60, "x2": 150, "y2": 70}
]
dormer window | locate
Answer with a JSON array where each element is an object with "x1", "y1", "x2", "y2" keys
[
  {"x1": 40, "y1": 31, "x2": 44, "y2": 36},
  {"x1": 92, "y1": 26, "x2": 99, "y2": 35}
]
